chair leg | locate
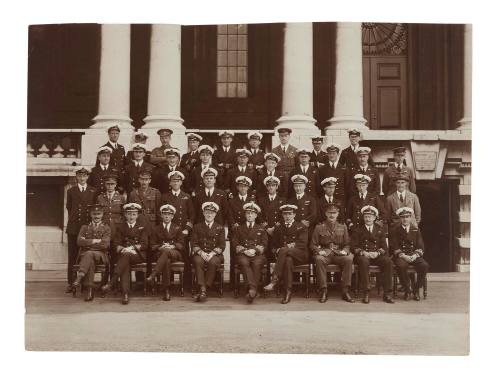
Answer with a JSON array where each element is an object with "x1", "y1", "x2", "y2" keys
[
  {"x1": 423, "y1": 275, "x2": 428, "y2": 299},
  {"x1": 180, "y1": 271, "x2": 185, "y2": 297},
  {"x1": 409, "y1": 272, "x2": 416, "y2": 294},
  {"x1": 393, "y1": 273, "x2": 398, "y2": 298},
  {"x1": 305, "y1": 271, "x2": 310, "y2": 298},
  {"x1": 219, "y1": 269, "x2": 224, "y2": 297},
  {"x1": 143, "y1": 271, "x2": 148, "y2": 296},
  {"x1": 191, "y1": 271, "x2": 196, "y2": 296},
  {"x1": 233, "y1": 268, "x2": 239, "y2": 298}
]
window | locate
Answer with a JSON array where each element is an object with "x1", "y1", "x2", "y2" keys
[{"x1": 216, "y1": 24, "x2": 248, "y2": 98}]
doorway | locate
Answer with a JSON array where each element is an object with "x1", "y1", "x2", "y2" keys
[{"x1": 416, "y1": 180, "x2": 458, "y2": 272}]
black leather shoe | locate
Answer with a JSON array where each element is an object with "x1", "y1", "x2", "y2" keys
[
  {"x1": 247, "y1": 288, "x2": 257, "y2": 304},
  {"x1": 121, "y1": 293, "x2": 129, "y2": 305},
  {"x1": 318, "y1": 288, "x2": 328, "y2": 303},
  {"x1": 281, "y1": 290, "x2": 292, "y2": 304},
  {"x1": 383, "y1": 294, "x2": 395, "y2": 304},
  {"x1": 65, "y1": 285, "x2": 73, "y2": 294},
  {"x1": 342, "y1": 292, "x2": 355, "y2": 303},
  {"x1": 84, "y1": 287, "x2": 94, "y2": 302},
  {"x1": 413, "y1": 290, "x2": 421, "y2": 301},
  {"x1": 199, "y1": 291, "x2": 207, "y2": 302},
  {"x1": 362, "y1": 293, "x2": 370, "y2": 304},
  {"x1": 163, "y1": 289, "x2": 171, "y2": 301},
  {"x1": 404, "y1": 291, "x2": 411, "y2": 301}
]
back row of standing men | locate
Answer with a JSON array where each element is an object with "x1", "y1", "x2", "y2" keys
[{"x1": 66, "y1": 124, "x2": 427, "y2": 305}]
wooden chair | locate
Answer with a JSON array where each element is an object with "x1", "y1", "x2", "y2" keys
[
  {"x1": 393, "y1": 266, "x2": 428, "y2": 299},
  {"x1": 130, "y1": 263, "x2": 148, "y2": 296},
  {"x1": 150, "y1": 261, "x2": 185, "y2": 297},
  {"x1": 233, "y1": 263, "x2": 269, "y2": 298},
  {"x1": 191, "y1": 264, "x2": 225, "y2": 297},
  {"x1": 276, "y1": 264, "x2": 311, "y2": 298},
  {"x1": 71, "y1": 263, "x2": 108, "y2": 297}
]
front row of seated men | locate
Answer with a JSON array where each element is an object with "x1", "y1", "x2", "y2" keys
[{"x1": 72, "y1": 198, "x2": 428, "y2": 305}]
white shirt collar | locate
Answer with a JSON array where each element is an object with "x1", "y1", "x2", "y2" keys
[
  {"x1": 329, "y1": 159, "x2": 338, "y2": 168},
  {"x1": 397, "y1": 190, "x2": 407, "y2": 197},
  {"x1": 78, "y1": 184, "x2": 87, "y2": 191},
  {"x1": 91, "y1": 221, "x2": 102, "y2": 227},
  {"x1": 269, "y1": 193, "x2": 276, "y2": 200},
  {"x1": 352, "y1": 144, "x2": 359, "y2": 151},
  {"x1": 205, "y1": 221, "x2": 214, "y2": 228},
  {"x1": 281, "y1": 143, "x2": 289, "y2": 150},
  {"x1": 296, "y1": 193, "x2": 304, "y2": 200},
  {"x1": 135, "y1": 160, "x2": 143, "y2": 167},
  {"x1": 206, "y1": 187, "x2": 213, "y2": 196},
  {"x1": 247, "y1": 221, "x2": 254, "y2": 228},
  {"x1": 172, "y1": 189, "x2": 181, "y2": 196},
  {"x1": 366, "y1": 224, "x2": 373, "y2": 232},
  {"x1": 239, "y1": 194, "x2": 247, "y2": 201},
  {"x1": 100, "y1": 164, "x2": 108, "y2": 170},
  {"x1": 127, "y1": 222, "x2": 136, "y2": 228},
  {"x1": 163, "y1": 222, "x2": 171, "y2": 229}
]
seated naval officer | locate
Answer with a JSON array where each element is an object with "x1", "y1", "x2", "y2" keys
[
  {"x1": 310, "y1": 202, "x2": 355, "y2": 303},
  {"x1": 191, "y1": 202, "x2": 226, "y2": 302},
  {"x1": 232, "y1": 202, "x2": 268, "y2": 303},
  {"x1": 146, "y1": 204, "x2": 185, "y2": 301},
  {"x1": 72, "y1": 204, "x2": 111, "y2": 301},
  {"x1": 382, "y1": 146, "x2": 416, "y2": 196},
  {"x1": 102, "y1": 203, "x2": 148, "y2": 305},
  {"x1": 150, "y1": 128, "x2": 174, "y2": 167},
  {"x1": 389, "y1": 207, "x2": 429, "y2": 301},
  {"x1": 264, "y1": 204, "x2": 308, "y2": 304},
  {"x1": 351, "y1": 205, "x2": 395, "y2": 304}
]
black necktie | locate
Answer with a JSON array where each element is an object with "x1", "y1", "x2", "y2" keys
[
  {"x1": 397, "y1": 165, "x2": 401, "y2": 172},
  {"x1": 399, "y1": 193, "x2": 404, "y2": 202}
]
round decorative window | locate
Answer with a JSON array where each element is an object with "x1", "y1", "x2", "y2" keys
[{"x1": 362, "y1": 23, "x2": 408, "y2": 55}]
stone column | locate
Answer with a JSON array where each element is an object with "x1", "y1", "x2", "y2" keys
[
  {"x1": 325, "y1": 22, "x2": 367, "y2": 147},
  {"x1": 274, "y1": 22, "x2": 319, "y2": 148},
  {"x1": 82, "y1": 24, "x2": 133, "y2": 166},
  {"x1": 457, "y1": 24, "x2": 472, "y2": 130},
  {"x1": 142, "y1": 24, "x2": 186, "y2": 153}
]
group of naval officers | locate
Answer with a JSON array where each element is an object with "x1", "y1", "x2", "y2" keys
[{"x1": 66, "y1": 124, "x2": 429, "y2": 306}]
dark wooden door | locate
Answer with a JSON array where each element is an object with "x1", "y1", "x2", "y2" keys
[
  {"x1": 363, "y1": 56, "x2": 408, "y2": 129},
  {"x1": 416, "y1": 180, "x2": 457, "y2": 272}
]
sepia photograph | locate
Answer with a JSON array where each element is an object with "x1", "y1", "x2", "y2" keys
[{"x1": 24, "y1": 18, "x2": 471, "y2": 355}]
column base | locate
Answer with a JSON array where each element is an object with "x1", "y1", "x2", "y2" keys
[
  {"x1": 81, "y1": 127, "x2": 134, "y2": 166},
  {"x1": 455, "y1": 264, "x2": 470, "y2": 273},
  {"x1": 90, "y1": 115, "x2": 134, "y2": 130},
  {"x1": 141, "y1": 115, "x2": 187, "y2": 154},
  {"x1": 273, "y1": 115, "x2": 320, "y2": 149},
  {"x1": 324, "y1": 115, "x2": 368, "y2": 148},
  {"x1": 456, "y1": 117, "x2": 472, "y2": 130}
]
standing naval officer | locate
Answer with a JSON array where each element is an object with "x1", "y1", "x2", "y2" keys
[{"x1": 65, "y1": 167, "x2": 97, "y2": 293}]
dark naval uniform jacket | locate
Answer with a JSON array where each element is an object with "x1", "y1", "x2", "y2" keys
[
  {"x1": 347, "y1": 164, "x2": 381, "y2": 197},
  {"x1": 180, "y1": 150, "x2": 200, "y2": 172},
  {"x1": 309, "y1": 221, "x2": 350, "y2": 256},
  {"x1": 66, "y1": 185, "x2": 97, "y2": 235},
  {"x1": 97, "y1": 141, "x2": 126, "y2": 174},
  {"x1": 247, "y1": 148, "x2": 265, "y2": 169},
  {"x1": 225, "y1": 165, "x2": 258, "y2": 196},
  {"x1": 189, "y1": 163, "x2": 220, "y2": 193},
  {"x1": 89, "y1": 165, "x2": 122, "y2": 194},
  {"x1": 256, "y1": 169, "x2": 288, "y2": 199},
  {"x1": 161, "y1": 190, "x2": 195, "y2": 232},
  {"x1": 227, "y1": 193, "x2": 257, "y2": 227},
  {"x1": 194, "y1": 187, "x2": 229, "y2": 226},
  {"x1": 113, "y1": 222, "x2": 149, "y2": 260},
  {"x1": 288, "y1": 164, "x2": 321, "y2": 197},
  {"x1": 123, "y1": 161, "x2": 156, "y2": 194},
  {"x1": 257, "y1": 194, "x2": 286, "y2": 228},
  {"x1": 191, "y1": 222, "x2": 226, "y2": 256},
  {"x1": 152, "y1": 164, "x2": 187, "y2": 194},
  {"x1": 272, "y1": 221, "x2": 308, "y2": 256},
  {"x1": 350, "y1": 223, "x2": 388, "y2": 255},
  {"x1": 389, "y1": 224, "x2": 424, "y2": 258},
  {"x1": 346, "y1": 192, "x2": 387, "y2": 228},
  {"x1": 150, "y1": 222, "x2": 186, "y2": 257},
  {"x1": 232, "y1": 222, "x2": 268, "y2": 255},
  {"x1": 319, "y1": 160, "x2": 347, "y2": 200},
  {"x1": 339, "y1": 144, "x2": 374, "y2": 170},
  {"x1": 317, "y1": 194, "x2": 346, "y2": 224},
  {"x1": 288, "y1": 193, "x2": 318, "y2": 226},
  {"x1": 309, "y1": 150, "x2": 328, "y2": 167}
]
